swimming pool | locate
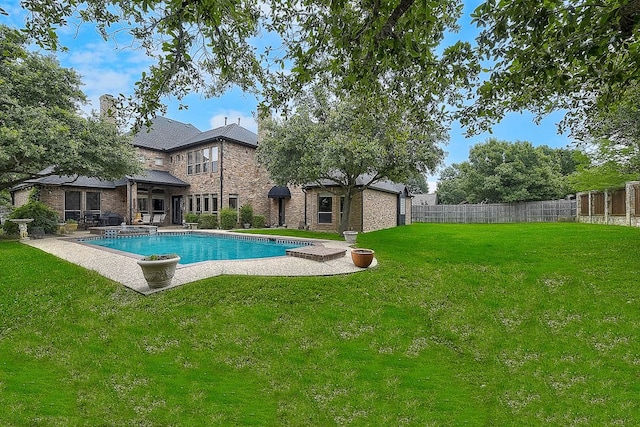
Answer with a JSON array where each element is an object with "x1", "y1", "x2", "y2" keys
[{"x1": 79, "y1": 232, "x2": 308, "y2": 265}]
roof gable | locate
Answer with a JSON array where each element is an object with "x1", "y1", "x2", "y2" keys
[
  {"x1": 133, "y1": 118, "x2": 257, "y2": 152},
  {"x1": 132, "y1": 117, "x2": 201, "y2": 151}
]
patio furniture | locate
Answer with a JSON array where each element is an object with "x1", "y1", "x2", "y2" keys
[
  {"x1": 142, "y1": 214, "x2": 151, "y2": 225},
  {"x1": 152, "y1": 213, "x2": 166, "y2": 226}
]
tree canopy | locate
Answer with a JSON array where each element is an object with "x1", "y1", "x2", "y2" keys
[
  {"x1": 437, "y1": 139, "x2": 577, "y2": 204},
  {"x1": 256, "y1": 85, "x2": 445, "y2": 231},
  {"x1": 0, "y1": 25, "x2": 141, "y2": 191},
  {"x1": 13, "y1": 0, "x2": 474, "y2": 129},
  {"x1": 460, "y1": 0, "x2": 640, "y2": 136}
]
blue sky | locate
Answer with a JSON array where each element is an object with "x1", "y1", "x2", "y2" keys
[{"x1": 2, "y1": 1, "x2": 572, "y2": 191}]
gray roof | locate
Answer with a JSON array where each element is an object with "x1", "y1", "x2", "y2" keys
[
  {"x1": 21, "y1": 173, "x2": 118, "y2": 189},
  {"x1": 125, "y1": 170, "x2": 189, "y2": 187},
  {"x1": 412, "y1": 193, "x2": 438, "y2": 206},
  {"x1": 305, "y1": 175, "x2": 409, "y2": 195},
  {"x1": 174, "y1": 123, "x2": 258, "y2": 149},
  {"x1": 132, "y1": 117, "x2": 257, "y2": 151}
]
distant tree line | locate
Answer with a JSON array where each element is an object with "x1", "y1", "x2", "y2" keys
[{"x1": 437, "y1": 139, "x2": 581, "y2": 204}]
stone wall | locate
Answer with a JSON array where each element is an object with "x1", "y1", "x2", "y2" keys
[{"x1": 137, "y1": 148, "x2": 170, "y2": 171}]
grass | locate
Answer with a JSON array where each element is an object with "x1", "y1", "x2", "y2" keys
[{"x1": 1, "y1": 223, "x2": 638, "y2": 425}]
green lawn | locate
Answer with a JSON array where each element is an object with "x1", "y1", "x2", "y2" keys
[{"x1": 1, "y1": 223, "x2": 638, "y2": 425}]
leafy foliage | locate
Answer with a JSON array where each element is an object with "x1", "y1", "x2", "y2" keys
[
  {"x1": 257, "y1": 85, "x2": 445, "y2": 232},
  {"x1": 15, "y1": 0, "x2": 474, "y2": 131},
  {"x1": 239, "y1": 204, "x2": 254, "y2": 226},
  {"x1": 2, "y1": 200, "x2": 59, "y2": 235},
  {"x1": 197, "y1": 214, "x2": 218, "y2": 229},
  {"x1": 460, "y1": 0, "x2": 640, "y2": 136},
  {"x1": 219, "y1": 208, "x2": 238, "y2": 230},
  {"x1": 0, "y1": 25, "x2": 141, "y2": 190},
  {"x1": 252, "y1": 214, "x2": 265, "y2": 229},
  {"x1": 438, "y1": 139, "x2": 577, "y2": 204}
]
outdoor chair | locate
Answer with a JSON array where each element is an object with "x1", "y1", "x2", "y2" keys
[
  {"x1": 142, "y1": 214, "x2": 151, "y2": 225},
  {"x1": 151, "y1": 214, "x2": 165, "y2": 226}
]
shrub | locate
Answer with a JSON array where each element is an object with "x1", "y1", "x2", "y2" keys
[
  {"x1": 252, "y1": 215, "x2": 265, "y2": 228},
  {"x1": 219, "y1": 208, "x2": 238, "y2": 230},
  {"x1": 198, "y1": 214, "x2": 218, "y2": 229},
  {"x1": 2, "y1": 201, "x2": 59, "y2": 235},
  {"x1": 239, "y1": 204, "x2": 254, "y2": 226},
  {"x1": 184, "y1": 213, "x2": 199, "y2": 223}
]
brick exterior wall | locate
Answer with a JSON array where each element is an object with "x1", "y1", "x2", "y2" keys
[
  {"x1": 362, "y1": 189, "x2": 397, "y2": 232},
  {"x1": 267, "y1": 185, "x2": 306, "y2": 229}
]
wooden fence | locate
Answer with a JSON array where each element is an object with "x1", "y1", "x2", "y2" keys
[{"x1": 412, "y1": 200, "x2": 576, "y2": 224}]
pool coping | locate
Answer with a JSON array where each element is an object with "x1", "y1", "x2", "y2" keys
[{"x1": 24, "y1": 229, "x2": 377, "y2": 295}]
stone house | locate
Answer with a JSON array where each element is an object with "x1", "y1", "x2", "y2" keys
[{"x1": 11, "y1": 113, "x2": 412, "y2": 233}]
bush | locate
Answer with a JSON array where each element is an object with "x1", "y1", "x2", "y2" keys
[
  {"x1": 184, "y1": 213, "x2": 199, "y2": 223},
  {"x1": 198, "y1": 214, "x2": 218, "y2": 229},
  {"x1": 2, "y1": 201, "x2": 59, "y2": 235},
  {"x1": 252, "y1": 215, "x2": 265, "y2": 228},
  {"x1": 239, "y1": 204, "x2": 254, "y2": 226},
  {"x1": 219, "y1": 208, "x2": 238, "y2": 230}
]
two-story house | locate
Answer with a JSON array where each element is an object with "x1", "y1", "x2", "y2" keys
[{"x1": 11, "y1": 99, "x2": 412, "y2": 232}]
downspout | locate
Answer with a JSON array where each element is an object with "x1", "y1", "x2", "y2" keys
[
  {"x1": 219, "y1": 139, "x2": 224, "y2": 209},
  {"x1": 360, "y1": 188, "x2": 364, "y2": 232},
  {"x1": 129, "y1": 180, "x2": 134, "y2": 225},
  {"x1": 302, "y1": 187, "x2": 307, "y2": 228}
]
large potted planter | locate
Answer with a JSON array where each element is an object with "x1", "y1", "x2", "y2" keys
[
  {"x1": 137, "y1": 254, "x2": 180, "y2": 289},
  {"x1": 343, "y1": 230, "x2": 358, "y2": 244},
  {"x1": 351, "y1": 248, "x2": 375, "y2": 268},
  {"x1": 65, "y1": 219, "x2": 78, "y2": 233}
]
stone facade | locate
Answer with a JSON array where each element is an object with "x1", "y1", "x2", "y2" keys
[
  {"x1": 576, "y1": 181, "x2": 640, "y2": 227},
  {"x1": 12, "y1": 115, "x2": 412, "y2": 234}
]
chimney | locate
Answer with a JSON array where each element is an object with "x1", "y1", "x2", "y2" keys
[
  {"x1": 224, "y1": 116, "x2": 227, "y2": 125},
  {"x1": 99, "y1": 94, "x2": 116, "y2": 124},
  {"x1": 238, "y1": 117, "x2": 240, "y2": 125}
]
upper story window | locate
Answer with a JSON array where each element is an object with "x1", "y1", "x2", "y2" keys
[
  {"x1": 187, "y1": 146, "x2": 219, "y2": 175},
  {"x1": 154, "y1": 157, "x2": 164, "y2": 166}
]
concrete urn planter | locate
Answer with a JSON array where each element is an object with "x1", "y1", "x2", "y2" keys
[
  {"x1": 343, "y1": 231, "x2": 358, "y2": 244},
  {"x1": 351, "y1": 248, "x2": 375, "y2": 268},
  {"x1": 137, "y1": 255, "x2": 180, "y2": 289}
]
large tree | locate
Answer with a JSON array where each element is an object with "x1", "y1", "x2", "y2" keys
[
  {"x1": 256, "y1": 86, "x2": 445, "y2": 232},
  {"x1": 13, "y1": 0, "x2": 474, "y2": 129},
  {"x1": 0, "y1": 25, "x2": 140, "y2": 190},
  {"x1": 437, "y1": 139, "x2": 576, "y2": 204},
  {"x1": 460, "y1": 0, "x2": 640, "y2": 136}
]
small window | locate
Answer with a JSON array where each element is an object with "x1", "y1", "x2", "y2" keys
[
  {"x1": 202, "y1": 148, "x2": 210, "y2": 173},
  {"x1": 212, "y1": 195, "x2": 219, "y2": 213},
  {"x1": 64, "y1": 190, "x2": 81, "y2": 221},
  {"x1": 187, "y1": 152, "x2": 194, "y2": 175},
  {"x1": 195, "y1": 150, "x2": 202, "y2": 173},
  {"x1": 195, "y1": 194, "x2": 201, "y2": 212},
  {"x1": 318, "y1": 194, "x2": 333, "y2": 224},
  {"x1": 203, "y1": 194, "x2": 210, "y2": 212},
  {"x1": 187, "y1": 195, "x2": 193, "y2": 212},
  {"x1": 229, "y1": 195, "x2": 238, "y2": 210},
  {"x1": 211, "y1": 147, "x2": 219, "y2": 172}
]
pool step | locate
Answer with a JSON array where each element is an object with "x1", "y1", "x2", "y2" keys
[{"x1": 286, "y1": 246, "x2": 346, "y2": 262}]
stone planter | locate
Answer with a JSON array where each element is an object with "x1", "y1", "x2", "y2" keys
[
  {"x1": 65, "y1": 222, "x2": 78, "y2": 233},
  {"x1": 343, "y1": 231, "x2": 358, "y2": 244},
  {"x1": 351, "y1": 248, "x2": 375, "y2": 268},
  {"x1": 137, "y1": 255, "x2": 181, "y2": 289}
]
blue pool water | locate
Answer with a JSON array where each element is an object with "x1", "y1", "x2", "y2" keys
[{"x1": 80, "y1": 233, "x2": 306, "y2": 265}]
